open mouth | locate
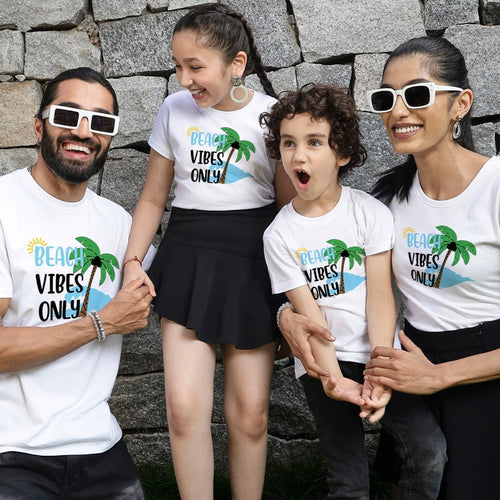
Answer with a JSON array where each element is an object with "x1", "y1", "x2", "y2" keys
[
  {"x1": 296, "y1": 169, "x2": 310, "y2": 188},
  {"x1": 61, "y1": 141, "x2": 95, "y2": 158},
  {"x1": 393, "y1": 125, "x2": 422, "y2": 134}
]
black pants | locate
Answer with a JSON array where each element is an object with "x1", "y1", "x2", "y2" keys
[
  {"x1": 0, "y1": 439, "x2": 144, "y2": 499},
  {"x1": 405, "y1": 318, "x2": 500, "y2": 500}
]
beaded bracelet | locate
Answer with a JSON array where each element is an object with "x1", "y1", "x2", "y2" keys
[
  {"x1": 89, "y1": 310, "x2": 106, "y2": 342},
  {"x1": 276, "y1": 302, "x2": 294, "y2": 329}
]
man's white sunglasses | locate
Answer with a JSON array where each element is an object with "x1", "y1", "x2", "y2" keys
[
  {"x1": 41, "y1": 105, "x2": 120, "y2": 136},
  {"x1": 367, "y1": 82, "x2": 463, "y2": 113}
]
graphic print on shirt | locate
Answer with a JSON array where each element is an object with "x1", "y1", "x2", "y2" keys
[
  {"x1": 297, "y1": 238, "x2": 366, "y2": 299},
  {"x1": 403, "y1": 224, "x2": 476, "y2": 288},
  {"x1": 29, "y1": 235, "x2": 119, "y2": 322},
  {"x1": 189, "y1": 125, "x2": 255, "y2": 184}
]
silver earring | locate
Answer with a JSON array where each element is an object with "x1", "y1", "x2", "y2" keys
[
  {"x1": 230, "y1": 75, "x2": 249, "y2": 104},
  {"x1": 452, "y1": 115, "x2": 462, "y2": 140}
]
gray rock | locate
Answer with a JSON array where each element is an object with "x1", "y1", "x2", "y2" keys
[
  {"x1": 100, "y1": 11, "x2": 185, "y2": 77},
  {"x1": 100, "y1": 149, "x2": 149, "y2": 214},
  {"x1": 354, "y1": 54, "x2": 390, "y2": 112},
  {"x1": 0, "y1": 80, "x2": 42, "y2": 147},
  {"x1": 0, "y1": 30, "x2": 24, "y2": 74},
  {"x1": 110, "y1": 76, "x2": 167, "y2": 148},
  {"x1": 296, "y1": 62, "x2": 352, "y2": 91},
  {"x1": 424, "y1": 0, "x2": 480, "y2": 32},
  {"x1": 0, "y1": 0, "x2": 86, "y2": 32},
  {"x1": 0, "y1": 148, "x2": 38, "y2": 177},
  {"x1": 483, "y1": 0, "x2": 500, "y2": 24},
  {"x1": 445, "y1": 25, "x2": 500, "y2": 118},
  {"x1": 25, "y1": 30, "x2": 101, "y2": 80},
  {"x1": 472, "y1": 122, "x2": 497, "y2": 157},
  {"x1": 225, "y1": 0, "x2": 301, "y2": 68},
  {"x1": 290, "y1": 0, "x2": 425, "y2": 61},
  {"x1": 93, "y1": 0, "x2": 147, "y2": 22}
]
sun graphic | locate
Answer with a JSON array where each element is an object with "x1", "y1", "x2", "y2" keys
[
  {"x1": 27, "y1": 237, "x2": 48, "y2": 254},
  {"x1": 186, "y1": 126, "x2": 200, "y2": 137},
  {"x1": 295, "y1": 247, "x2": 308, "y2": 259},
  {"x1": 402, "y1": 226, "x2": 415, "y2": 239}
]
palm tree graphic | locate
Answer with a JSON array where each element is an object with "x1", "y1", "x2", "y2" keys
[
  {"x1": 431, "y1": 225, "x2": 476, "y2": 288},
  {"x1": 325, "y1": 239, "x2": 365, "y2": 294},
  {"x1": 69, "y1": 236, "x2": 119, "y2": 317},
  {"x1": 214, "y1": 126, "x2": 255, "y2": 184}
]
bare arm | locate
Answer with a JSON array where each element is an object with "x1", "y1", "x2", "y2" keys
[
  {"x1": 365, "y1": 330, "x2": 500, "y2": 395},
  {"x1": 0, "y1": 279, "x2": 152, "y2": 374},
  {"x1": 122, "y1": 149, "x2": 175, "y2": 293}
]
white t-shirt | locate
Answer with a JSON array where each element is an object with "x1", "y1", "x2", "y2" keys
[
  {"x1": 264, "y1": 187, "x2": 394, "y2": 378},
  {"x1": 0, "y1": 168, "x2": 131, "y2": 456},
  {"x1": 149, "y1": 89, "x2": 277, "y2": 210},
  {"x1": 390, "y1": 156, "x2": 500, "y2": 331}
]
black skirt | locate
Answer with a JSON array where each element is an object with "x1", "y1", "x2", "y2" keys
[{"x1": 148, "y1": 204, "x2": 282, "y2": 349}]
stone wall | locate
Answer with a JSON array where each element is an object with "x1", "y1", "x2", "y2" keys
[{"x1": 1, "y1": 0, "x2": 499, "y2": 479}]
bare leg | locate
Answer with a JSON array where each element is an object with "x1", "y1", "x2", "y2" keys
[
  {"x1": 221, "y1": 341, "x2": 276, "y2": 500},
  {"x1": 162, "y1": 319, "x2": 217, "y2": 500}
]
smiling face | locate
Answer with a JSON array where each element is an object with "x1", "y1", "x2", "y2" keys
[
  {"x1": 380, "y1": 54, "x2": 460, "y2": 158},
  {"x1": 36, "y1": 79, "x2": 114, "y2": 184},
  {"x1": 172, "y1": 29, "x2": 246, "y2": 111},
  {"x1": 279, "y1": 113, "x2": 349, "y2": 216}
]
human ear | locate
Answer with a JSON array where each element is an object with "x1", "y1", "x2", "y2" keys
[
  {"x1": 454, "y1": 88, "x2": 473, "y2": 118},
  {"x1": 34, "y1": 116, "x2": 43, "y2": 144},
  {"x1": 232, "y1": 51, "x2": 248, "y2": 76}
]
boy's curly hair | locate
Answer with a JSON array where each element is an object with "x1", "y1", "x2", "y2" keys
[{"x1": 260, "y1": 84, "x2": 367, "y2": 178}]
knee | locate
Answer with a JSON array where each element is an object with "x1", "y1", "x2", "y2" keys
[
  {"x1": 166, "y1": 394, "x2": 210, "y2": 437},
  {"x1": 225, "y1": 403, "x2": 269, "y2": 441}
]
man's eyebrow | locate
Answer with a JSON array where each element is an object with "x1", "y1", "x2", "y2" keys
[{"x1": 55, "y1": 102, "x2": 114, "y2": 115}]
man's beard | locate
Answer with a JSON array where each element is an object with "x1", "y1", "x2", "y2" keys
[{"x1": 39, "y1": 128, "x2": 109, "y2": 184}]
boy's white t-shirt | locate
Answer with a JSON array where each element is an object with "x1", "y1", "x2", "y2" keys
[
  {"x1": 0, "y1": 168, "x2": 132, "y2": 455},
  {"x1": 148, "y1": 89, "x2": 277, "y2": 210},
  {"x1": 264, "y1": 186, "x2": 394, "y2": 378},
  {"x1": 390, "y1": 156, "x2": 500, "y2": 331}
]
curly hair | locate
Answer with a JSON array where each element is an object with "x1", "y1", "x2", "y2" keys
[{"x1": 260, "y1": 84, "x2": 366, "y2": 178}]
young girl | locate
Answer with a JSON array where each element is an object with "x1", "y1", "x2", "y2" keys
[
  {"x1": 122, "y1": 4, "x2": 293, "y2": 499},
  {"x1": 261, "y1": 85, "x2": 446, "y2": 500}
]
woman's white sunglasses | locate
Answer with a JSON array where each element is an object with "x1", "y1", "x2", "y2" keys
[
  {"x1": 41, "y1": 105, "x2": 120, "y2": 136},
  {"x1": 367, "y1": 82, "x2": 463, "y2": 113}
]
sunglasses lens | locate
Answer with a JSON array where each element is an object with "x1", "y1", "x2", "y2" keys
[
  {"x1": 91, "y1": 115, "x2": 116, "y2": 134},
  {"x1": 371, "y1": 90, "x2": 394, "y2": 112},
  {"x1": 405, "y1": 85, "x2": 431, "y2": 107},
  {"x1": 53, "y1": 108, "x2": 79, "y2": 127}
]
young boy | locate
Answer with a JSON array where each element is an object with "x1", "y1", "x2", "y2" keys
[
  {"x1": 261, "y1": 85, "x2": 400, "y2": 498},
  {"x1": 262, "y1": 84, "x2": 395, "y2": 412}
]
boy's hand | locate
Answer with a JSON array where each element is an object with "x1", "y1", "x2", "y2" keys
[{"x1": 324, "y1": 376, "x2": 365, "y2": 406}]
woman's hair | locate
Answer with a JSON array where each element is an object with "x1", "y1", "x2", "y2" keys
[
  {"x1": 372, "y1": 36, "x2": 475, "y2": 204},
  {"x1": 173, "y1": 2, "x2": 277, "y2": 98},
  {"x1": 38, "y1": 67, "x2": 119, "y2": 117},
  {"x1": 260, "y1": 84, "x2": 367, "y2": 179}
]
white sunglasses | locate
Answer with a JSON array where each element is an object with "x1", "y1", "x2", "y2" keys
[
  {"x1": 367, "y1": 82, "x2": 463, "y2": 113},
  {"x1": 41, "y1": 105, "x2": 120, "y2": 136}
]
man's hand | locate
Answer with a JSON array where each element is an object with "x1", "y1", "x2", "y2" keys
[
  {"x1": 359, "y1": 379, "x2": 392, "y2": 423},
  {"x1": 99, "y1": 277, "x2": 153, "y2": 335},
  {"x1": 364, "y1": 331, "x2": 441, "y2": 395},
  {"x1": 279, "y1": 306, "x2": 335, "y2": 378}
]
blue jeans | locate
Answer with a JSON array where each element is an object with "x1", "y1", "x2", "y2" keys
[
  {"x1": 301, "y1": 361, "x2": 447, "y2": 500},
  {"x1": 0, "y1": 439, "x2": 144, "y2": 499}
]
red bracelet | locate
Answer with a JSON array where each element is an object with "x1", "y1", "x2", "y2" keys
[{"x1": 123, "y1": 255, "x2": 142, "y2": 268}]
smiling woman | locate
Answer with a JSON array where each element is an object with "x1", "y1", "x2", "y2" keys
[{"x1": 364, "y1": 36, "x2": 500, "y2": 500}]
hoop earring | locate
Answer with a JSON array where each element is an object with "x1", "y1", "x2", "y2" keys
[
  {"x1": 230, "y1": 75, "x2": 249, "y2": 104},
  {"x1": 452, "y1": 115, "x2": 462, "y2": 140}
]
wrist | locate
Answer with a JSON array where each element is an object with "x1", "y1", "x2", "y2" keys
[
  {"x1": 276, "y1": 301, "x2": 294, "y2": 329},
  {"x1": 123, "y1": 255, "x2": 142, "y2": 268}
]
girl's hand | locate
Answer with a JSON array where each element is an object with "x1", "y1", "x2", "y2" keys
[
  {"x1": 359, "y1": 380, "x2": 392, "y2": 423},
  {"x1": 123, "y1": 261, "x2": 156, "y2": 297}
]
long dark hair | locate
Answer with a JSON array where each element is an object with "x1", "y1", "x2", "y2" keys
[
  {"x1": 173, "y1": 2, "x2": 277, "y2": 98},
  {"x1": 372, "y1": 37, "x2": 475, "y2": 204}
]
